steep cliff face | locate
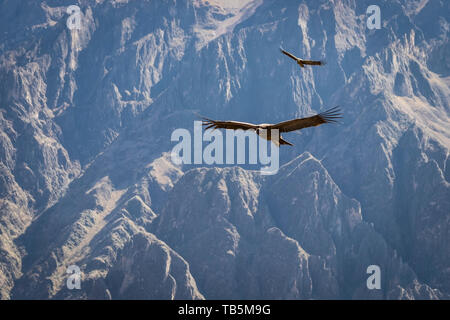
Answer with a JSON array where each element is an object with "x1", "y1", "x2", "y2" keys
[
  {"x1": 155, "y1": 153, "x2": 441, "y2": 299},
  {"x1": 0, "y1": 0, "x2": 448, "y2": 299}
]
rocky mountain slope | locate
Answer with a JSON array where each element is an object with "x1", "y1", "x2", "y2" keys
[{"x1": 0, "y1": 0, "x2": 448, "y2": 299}]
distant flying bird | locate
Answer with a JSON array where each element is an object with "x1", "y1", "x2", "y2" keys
[
  {"x1": 280, "y1": 48, "x2": 325, "y2": 68},
  {"x1": 201, "y1": 107, "x2": 342, "y2": 146}
]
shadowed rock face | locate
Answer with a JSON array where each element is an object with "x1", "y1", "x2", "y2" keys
[
  {"x1": 0, "y1": 0, "x2": 448, "y2": 299},
  {"x1": 54, "y1": 231, "x2": 204, "y2": 300},
  {"x1": 103, "y1": 232, "x2": 204, "y2": 300},
  {"x1": 156, "y1": 154, "x2": 442, "y2": 299}
]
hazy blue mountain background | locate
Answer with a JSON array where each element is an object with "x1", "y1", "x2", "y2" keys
[{"x1": 0, "y1": 0, "x2": 448, "y2": 299}]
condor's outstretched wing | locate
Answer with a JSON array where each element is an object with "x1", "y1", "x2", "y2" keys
[
  {"x1": 300, "y1": 59, "x2": 326, "y2": 66},
  {"x1": 269, "y1": 107, "x2": 342, "y2": 132},
  {"x1": 280, "y1": 48, "x2": 300, "y2": 61},
  {"x1": 201, "y1": 117, "x2": 258, "y2": 131}
]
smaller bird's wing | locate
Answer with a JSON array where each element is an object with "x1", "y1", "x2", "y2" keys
[
  {"x1": 201, "y1": 117, "x2": 258, "y2": 131},
  {"x1": 280, "y1": 48, "x2": 300, "y2": 61},
  {"x1": 269, "y1": 107, "x2": 342, "y2": 132},
  {"x1": 299, "y1": 59, "x2": 326, "y2": 66}
]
